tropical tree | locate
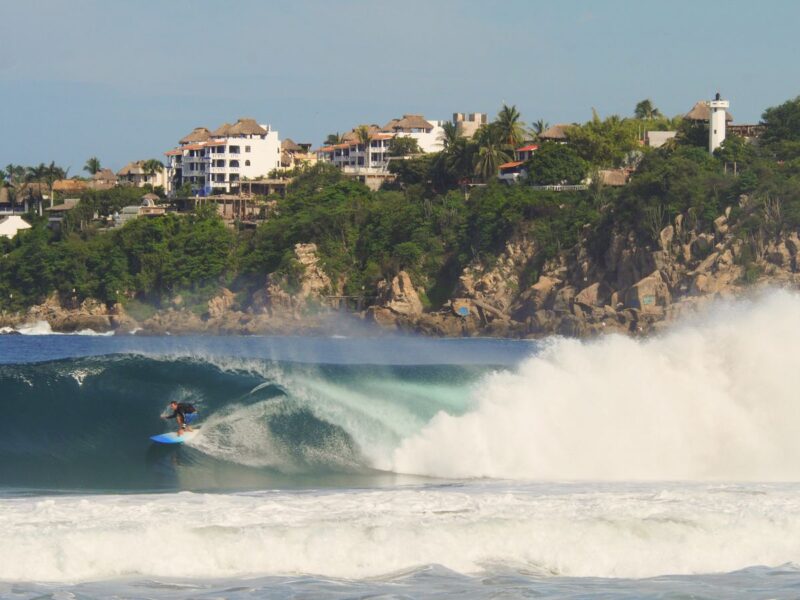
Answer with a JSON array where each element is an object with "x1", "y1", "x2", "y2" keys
[
  {"x1": 324, "y1": 132, "x2": 345, "y2": 145},
  {"x1": 142, "y1": 159, "x2": 164, "y2": 186},
  {"x1": 634, "y1": 99, "x2": 662, "y2": 120},
  {"x1": 525, "y1": 142, "x2": 588, "y2": 185},
  {"x1": 438, "y1": 121, "x2": 459, "y2": 151},
  {"x1": 529, "y1": 119, "x2": 550, "y2": 139},
  {"x1": 84, "y1": 157, "x2": 102, "y2": 175},
  {"x1": 355, "y1": 125, "x2": 372, "y2": 170},
  {"x1": 473, "y1": 125, "x2": 511, "y2": 181},
  {"x1": 495, "y1": 104, "x2": 526, "y2": 148},
  {"x1": 387, "y1": 136, "x2": 421, "y2": 157}
]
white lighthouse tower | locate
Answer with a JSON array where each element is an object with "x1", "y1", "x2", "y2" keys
[{"x1": 708, "y1": 92, "x2": 729, "y2": 154}]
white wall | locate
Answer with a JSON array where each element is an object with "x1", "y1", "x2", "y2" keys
[{"x1": 0, "y1": 215, "x2": 31, "y2": 238}]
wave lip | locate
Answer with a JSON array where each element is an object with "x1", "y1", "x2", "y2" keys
[
  {"x1": 389, "y1": 291, "x2": 800, "y2": 481},
  {"x1": 2, "y1": 483, "x2": 800, "y2": 582}
]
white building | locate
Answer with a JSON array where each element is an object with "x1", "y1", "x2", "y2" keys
[
  {"x1": 165, "y1": 118, "x2": 281, "y2": 196},
  {"x1": 0, "y1": 215, "x2": 31, "y2": 238},
  {"x1": 315, "y1": 114, "x2": 447, "y2": 189},
  {"x1": 708, "y1": 92, "x2": 729, "y2": 154}
]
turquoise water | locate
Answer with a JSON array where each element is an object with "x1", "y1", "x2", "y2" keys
[{"x1": 2, "y1": 314, "x2": 800, "y2": 598}]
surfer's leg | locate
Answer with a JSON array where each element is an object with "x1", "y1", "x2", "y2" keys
[{"x1": 176, "y1": 415, "x2": 185, "y2": 435}]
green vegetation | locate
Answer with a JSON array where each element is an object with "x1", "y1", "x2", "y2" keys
[{"x1": 4, "y1": 96, "x2": 800, "y2": 316}]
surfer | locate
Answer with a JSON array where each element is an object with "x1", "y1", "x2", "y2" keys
[{"x1": 163, "y1": 401, "x2": 198, "y2": 436}]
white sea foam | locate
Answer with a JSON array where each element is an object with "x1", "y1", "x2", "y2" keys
[
  {"x1": 387, "y1": 291, "x2": 800, "y2": 481},
  {"x1": 14, "y1": 320, "x2": 113, "y2": 336},
  {"x1": 1, "y1": 483, "x2": 800, "y2": 582}
]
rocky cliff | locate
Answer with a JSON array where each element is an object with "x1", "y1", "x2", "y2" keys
[
  {"x1": 363, "y1": 196, "x2": 800, "y2": 338},
  {"x1": 4, "y1": 205, "x2": 799, "y2": 338}
]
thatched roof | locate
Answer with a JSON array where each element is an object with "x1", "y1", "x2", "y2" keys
[
  {"x1": 684, "y1": 101, "x2": 733, "y2": 122},
  {"x1": 14, "y1": 183, "x2": 48, "y2": 202},
  {"x1": 52, "y1": 179, "x2": 88, "y2": 193},
  {"x1": 228, "y1": 118, "x2": 267, "y2": 136},
  {"x1": 539, "y1": 124, "x2": 571, "y2": 140},
  {"x1": 180, "y1": 127, "x2": 211, "y2": 144},
  {"x1": 598, "y1": 168, "x2": 630, "y2": 187},
  {"x1": 93, "y1": 168, "x2": 117, "y2": 182},
  {"x1": 342, "y1": 125, "x2": 381, "y2": 143},
  {"x1": 117, "y1": 161, "x2": 145, "y2": 176},
  {"x1": 0, "y1": 186, "x2": 11, "y2": 204},
  {"x1": 211, "y1": 123, "x2": 233, "y2": 137},
  {"x1": 282, "y1": 138, "x2": 302, "y2": 152},
  {"x1": 384, "y1": 114, "x2": 433, "y2": 131},
  {"x1": 142, "y1": 193, "x2": 160, "y2": 201}
]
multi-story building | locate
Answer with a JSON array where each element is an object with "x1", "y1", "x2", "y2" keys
[
  {"x1": 164, "y1": 118, "x2": 281, "y2": 196},
  {"x1": 453, "y1": 112, "x2": 487, "y2": 138},
  {"x1": 117, "y1": 161, "x2": 168, "y2": 189},
  {"x1": 315, "y1": 114, "x2": 449, "y2": 189}
]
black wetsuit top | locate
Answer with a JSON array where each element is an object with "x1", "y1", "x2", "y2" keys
[{"x1": 166, "y1": 403, "x2": 197, "y2": 419}]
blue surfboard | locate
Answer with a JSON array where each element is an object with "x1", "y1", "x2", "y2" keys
[{"x1": 150, "y1": 430, "x2": 198, "y2": 444}]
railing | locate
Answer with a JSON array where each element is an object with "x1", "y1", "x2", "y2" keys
[{"x1": 529, "y1": 184, "x2": 589, "y2": 191}]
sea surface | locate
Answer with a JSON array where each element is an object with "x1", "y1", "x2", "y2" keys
[{"x1": 3, "y1": 292, "x2": 800, "y2": 598}]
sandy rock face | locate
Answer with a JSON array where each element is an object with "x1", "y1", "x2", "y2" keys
[
  {"x1": 625, "y1": 271, "x2": 671, "y2": 314},
  {"x1": 378, "y1": 271, "x2": 423, "y2": 317}
]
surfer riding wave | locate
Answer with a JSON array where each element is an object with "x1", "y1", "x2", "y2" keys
[{"x1": 163, "y1": 401, "x2": 198, "y2": 436}]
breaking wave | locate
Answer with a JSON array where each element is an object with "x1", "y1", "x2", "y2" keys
[{"x1": 2, "y1": 291, "x2": 800, "y2": 490}]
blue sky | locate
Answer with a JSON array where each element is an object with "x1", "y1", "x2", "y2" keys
[{"x1": 1, "y1": 0, "x2": 798, "y2": 172}]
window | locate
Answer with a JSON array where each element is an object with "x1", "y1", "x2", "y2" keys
[
  {"x1": 245, "y1": 146, "x2": 251, "y2": 152},
  {"x1": 245, "y1": 160, "x2": 251, "y2": 166}
]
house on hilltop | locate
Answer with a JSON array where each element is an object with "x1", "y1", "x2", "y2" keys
[
  {"x1": 91, "y1": 168, "x2": 118, "y2": 190},
  {"x1": 118, "y1": 161, "x2": 166, "y2": 189},
  {"x1": 164, "y1": 117, "x2": 282, "y2": 197}
]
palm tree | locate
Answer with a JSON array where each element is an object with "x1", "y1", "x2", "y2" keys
[
  {"x1": 142, "y1": 159, "x2": 164, "y2": 187},
  {"x1": 355, "y1": 125, "x2": 372, "y2": 171},
  {"x1": 438, "y1": 121, "x2": 459, "y2": 151},
  {"x1": 324, "y1": 132, "x2": 345, "y2": 145},
  {"x1": 84, "y1": 157, "x2": 102, "y2": 175},
  {"x1": 495, "y1": 104, "x2": 526, "y2": 148},
  {"x1": 634, "y1": 99, "x2": 662, "y2": 120},
  {"x1": 473, "y1": 125, "x2": 511, "y2": 181},
  {"x1": 529, "y1": 119, "x2": 550, "y2": 139}
]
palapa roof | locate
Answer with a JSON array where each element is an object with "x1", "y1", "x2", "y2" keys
[
  {"x1": 180, "y1": 127, "x2": 211, "y2": 144},
  {"x1": 342, "y1": 125, "x2": 381, "y2": 143},
  {"x1": 211, "y1": 123, "x2": 233, "y2": 137},
  {"x1": 598, "y1": 168, "x2": 630, "y2": 187},
  {"x1": 142, "y1": 193, "x2": 160, "y2": 201},
  {"x1": 282, "y1": 138, "x2": 302, "y2": 152},
  {"x1": 117, "y1": 161, "x2": 145, "y2": 176},
  {"x1": 93, "y1": 168, "x2": 117, "y2": 181},
  {"x1": 14, "y1": 183, "x2": 49, "y2": 201},
  {"x1": 684, "y1": 101, "x2": 733, "y2": 122},
  {"x1": 52, "y1": 179, "x2": 88, "y2": 193},
  {"x1": 228, "y1": 118, "x2": 267, "y2": 136},
  {"x1": 383, "y1": 114, "x2": 433, "y2": 131},
  {"x1": 539, "y1": 124, "x2": 571, "y2": 140}
]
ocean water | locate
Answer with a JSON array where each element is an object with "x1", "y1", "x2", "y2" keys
[{"x1": 3, "y1": 292, "x2": 800, "y2": 598}]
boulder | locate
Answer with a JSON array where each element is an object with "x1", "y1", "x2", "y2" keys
[
  {"x1": 624, "y1": 271, "x2": 671, "y2": 314},
  {"x1": 207, "y1": 288, "x2": 236, "y2": 320},
  {"x1": 528, "y1": 276, "x2": 559, "y2": 310},
  {"x1": 659, "y1": 225, "x2": 674, "y2": 251},
  {"x1": 377, "y1": 271, "x2": 423, "y2": 317},
  {"x1": 713, "y1": 215, "x2": 729, "y2": 237},
  {"x1": 575, "y1": 282, "x2": 602, "y2": 307}
]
